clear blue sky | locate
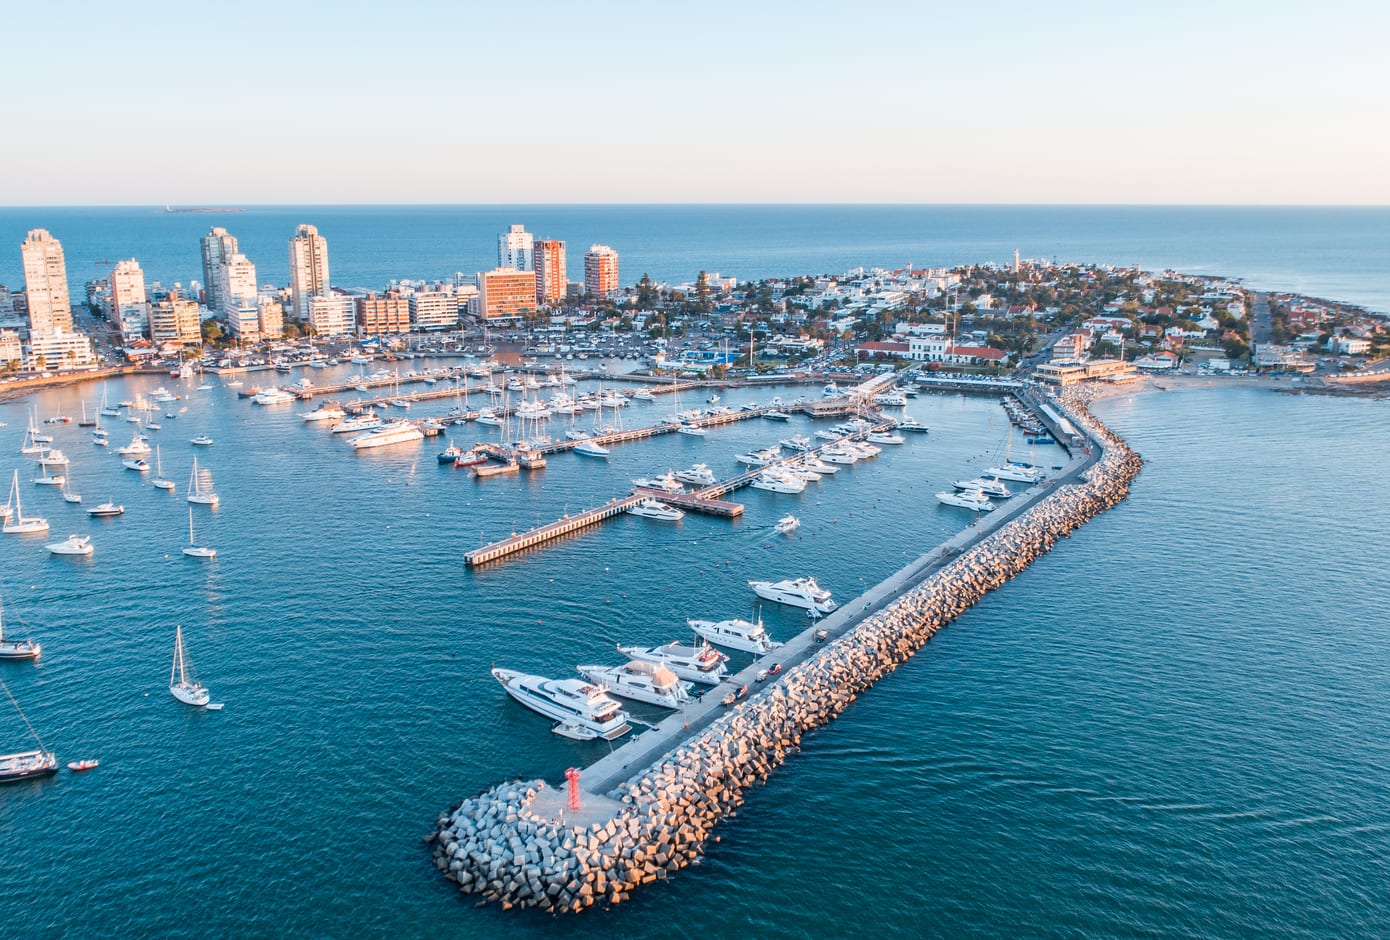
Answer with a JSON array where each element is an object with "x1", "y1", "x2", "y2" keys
[{"x1": 2, "y1": 0, "x2": 1386, "y2": 205}]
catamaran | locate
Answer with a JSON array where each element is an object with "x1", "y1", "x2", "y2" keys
[{"x1": 170, "y1": 625, "x2": 211, "y2": 706}]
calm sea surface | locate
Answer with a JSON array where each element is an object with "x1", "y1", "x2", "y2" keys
[
  {"x1": 1, "y1": 205, "x2": 1388, "y2": 936},
  {"x1": 1, "y1": 205, "x2": 1388, "y2": 312}
]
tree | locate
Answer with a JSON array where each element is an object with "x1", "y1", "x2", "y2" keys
[
  {"x1": 695, "y1": 271, "x2": 712, "y2": 313},
  {"x1": 637, "y1": 274, "x2": 658, "y2": 308}
]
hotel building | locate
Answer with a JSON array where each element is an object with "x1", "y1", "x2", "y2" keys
[
  {"x1": 498, "y1": 224, "x2": 534, "y2": 271},
  {"x1": 357, "y1": 291, "x2": 410, "y2": 335},
  {"x1": 584, "y1": 244, "x2": 619, "y2": 298},
  {"x1": 534, "y1": 239, "x2": 567, "y2": 305},
  {"x1": 475, "y1": 267, "x2": 537, "y2": 320},
  {"x1": 200, "y1": 228, "x2": 238, "y2": 313},
  {"x1": 21, "y1": 229, "x2": 73, "y2": 335},
  {"x1": 289, "y1": 224, "x2": 330, "y2": 321}
]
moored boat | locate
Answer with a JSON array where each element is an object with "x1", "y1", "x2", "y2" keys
[
  {"x1": 748, "y1": 576, "x2": 836, "y2": 614},
  {"x1": 491, "y1": 668, "x2": 631, "y2": 740},
  {"x1": 627, "y1": 497, "x2": 684, "y2": 521},
  {"x1": 576, "y1": 661, "x2": 692, "y2": 709},
  {"x1": 688, "y1": 617, "x2": 781, "y2": 655},
  {"x1": 616, "y1": 640, "x2": 729, "y2": 686},
  {"x1": 46, "y1": 534, "x2": 94, "y2": 556}
]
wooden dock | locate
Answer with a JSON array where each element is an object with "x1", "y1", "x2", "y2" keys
[{"x1": 464, "y1": 497, "x2": 641, "y2": 566}]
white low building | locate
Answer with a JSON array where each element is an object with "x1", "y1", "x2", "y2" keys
[{"x1": 26, "y1": 328, "x2": 95, "y2": 370}]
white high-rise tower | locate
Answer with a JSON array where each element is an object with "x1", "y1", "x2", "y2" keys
[
  {"x1": 498, "y1": 224, "x2": 534, "y2": 272},
  {"x1": 200, "y1": 228, "x2": 238, "y2": 313},
  {"x1": 20, "y1": 229, "x2": 72, "y2": 335},
  {"x1": 110, "y1": 259, "x2": 148, "y2": 337},
  {"x1": 288, "y1": 224, "x2": 330, "y2": 321}
]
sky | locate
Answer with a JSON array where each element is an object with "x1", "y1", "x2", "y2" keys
[{"x1": 1, "y1": 0, "x2": 1386, "y2": 206}]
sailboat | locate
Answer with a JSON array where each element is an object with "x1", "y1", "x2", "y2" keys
[
  {"x1": 182, "y1": 508, "x2": 215, "y2": 559},
  {"x1": 78, "y1": 401, "x2": 96, "y2": 428},
  {"x1": 186, "y1": 456, "x2": 219, "y2": 506},
  {"x1": 61, "y1": 478, "x2": 82, "y2": 504},
  {"x1": 169, "y1": 625, "x2": 211, "y2": 706},
  {"x1": 152, "y1": 445, "x2": 175, "y2": 491},
  {"x1": 0, "y1": 677, "x2": 58, "y2": 782},
  {"x1": 3, "y1": 470, "x2": 49, "y2": 534},
  {"x1": 20, "y1": 413, "x2": 49, "y2": 455},
  {"x1": 0, "y1": 597, "x2": 41, "y2": 661}
]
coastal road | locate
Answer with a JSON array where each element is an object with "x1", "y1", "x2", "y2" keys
[{"x1": 1251, "y1": 292, "x2": 1273, "y2": 347}]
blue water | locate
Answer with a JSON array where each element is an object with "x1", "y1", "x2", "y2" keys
[{"x1": 2, "y1": 205, "x2": 1388, "y2": 312}]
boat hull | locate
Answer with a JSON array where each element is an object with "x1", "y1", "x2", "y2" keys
[{"x1": 0, "y1": 750, "x2": 58, "y2": 783}]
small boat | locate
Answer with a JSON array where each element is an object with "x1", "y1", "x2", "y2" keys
[
  {"x1": 897, "y1": 417, "x2": 929, "y2": 432},
  {"x1": 61, "y1": 479, "x2": 82, "y2": 504},
  {"x1": 866, "y1": 431, "x2": 905, "y2": 445},
  {"x1": 169, "y1": 625, "x2": 211, "y2": 706},
  {"x1": 0, "y1": 597, "x2": 41, "y2": 660},
  {"x1": 437, "y1": 442, "x2": 464, "y2": 465},
  {"x1": 122, "y1": 457, "x2": 150, "y2": 473},
  {"x1": 37, "y1": 449, "x2": 69, "y2": 467},
  {"x1": 616, "y1": 640, "x2": 729, "y2": 686},
  {"x1": 688, "y1": 617, "x2": 780, "y2": 655},
  {"x1": 983, "y1": 462, "x2": 1046, "y2": 483},
  {"x1": 491, "y1": 668, "x2": 631, "y2": 741},
  {"x1": 187, "y1": 457, "x2": 219, "y2": 505},
  {"x1": 677, "y1": 423, "x2": 708, "y2": 436},
  {"x1": 46, "y1": 534, "x2": 94, "y2": 556},
  {"x1": 627, "y1": 497, "x2": 684, "y2": 521},
  {"x1": 189, "y1": 435, "x2": 214, "y2": 446},
  {"x1": 182, "y1": 507, "x2": 215, "y2": 558},
  {"x1": 748, "y1": 576, "x2": 837, "y2": 614},
  {"x1": 87, "y1": 501, "x2": 125, "y2": 518},
  {"x1": 573, "y1": 441, "x2": 610, "y2": 458},
  {"x1": 576, "y1": 661, "x2": 693, "y2": 709},
  {"x1": 67, "y1": 759, "x2": 99, "y2": 772},
  {"x1": 3, "y1": 470, "x2": 48, "y2": 534},
  {"x1": 774, "y1": 514, "x2": 800, "y2": 535}
]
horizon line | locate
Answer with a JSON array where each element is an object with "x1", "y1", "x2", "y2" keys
[{"x1": 2, "y1": 201, "x2": 1389, "y2": 211}]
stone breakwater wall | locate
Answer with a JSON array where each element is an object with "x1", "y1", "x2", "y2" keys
[{"x1": 432, "y1": 403, "x2": 1141, "y2": 913}]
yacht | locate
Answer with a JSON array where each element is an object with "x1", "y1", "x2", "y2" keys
[
  {"x1": 252, "y1": 388, "x2": 295, "y2": 405},
  {"x1": 673, "y1": 463, "x2": 716, "y2": 486},
  {"x1": 866, "y1": 431, "x2": 905, "y2": 445},
  {"x1": 632, "y1": 472, "x2": 684, "y2": 494},
  {"x1": 954, "y1": 477, "x2": 1012, "y2": 498},
  {"x1": 687, "y1": 617, "x2": 781, "y2": 655},
  {"x1": 778, "y1": 435, "x2": 812, "y2": 452},
  {"x1": 576, "y1": 661, "x2": 693, "y2": 709},
  {"x1": 117, "y1": 433, "x2": 151, "y2": 456},
  {"x1": 798, "y1": 456, "x2": 838, "y2": 475},
  {"x1": 873, "y1": 393, "x2": 908, "y2": 406},
  {"x1": 474, "y1": 409, "x2": 503, "y2": 427},
  {"x1": 983, "y1": 462, "x2": 1047, "y2": 483},
  {"x1": 735, "y1": 447, "x2": 781, "y2": 467},
  {"x1": 763, "y1": 410, "x2": 793, "y2": 421},
  {"x1": 189, "y1": 435, "x2": 214, "y2": 446},
  {"x1": 491, "y1": 668, "x2": 632, "y2": 741},
  {"x1": 677, "y1": 423, "x2": 707, "y2": 436},
  {"x1": 633, "y1": 389, "x2": 657, "y2": 402},
  {"x1": 573, "y1": 441, "x2": 610, "y2": 458},
  {"x1": 774, "y1": 514, "x2": 801, "y2": 535},
  {"x1": 936, "y1": 489, "x2": 996, "y2": 512},
  {"x1": 616, "y1": 640, "x2": 729, "y2": 686},
  {"x1": 46, "y1": 534, "x2": 93, "y2": 556},
  {"x1": 748, "y1": 576, "x2": 837, "y2": 614},
  {"x1": 627, "y1": 497, "x2": 684, "y2": 521},
  {"x1": 750, "y1": 469, "x2": 806, "y2": 494},
  {"x1": 0, "y1": 750, "x2": 58, "y2": 783},
  {"x1": 87, "y1": 501, "x2": 125, "y2": 518},
  {"x1": 301, "y1": 404, "x2": 346, "y2": 423},
  {"x1": 818, "y1": 445, "x2": 859, "y2": 465},
  {"x1": 331, "y1": 412, "x2": 382, "y2": 434},
  {"x1": 897, "y1": 417, "x2": 929, "y2": 432},
  {"x1": 37, "y1": 449, "x2": 69, "y2": 467},
  {"x1": 122, "y1": 457, "x2": 150, "y2": 473},
  {"x1": 350, "y1": 420, "x2": 424, "y2": 450}
]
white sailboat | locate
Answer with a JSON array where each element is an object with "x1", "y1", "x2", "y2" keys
[
  {"x1": 0, "y1": 677, "x2": 58, "y2": 782},
  {"x1": 3, "y1": 470, "x2": 49, "y2": 534},
  {"x1": 169, "y1": 625, "x2": 211, "y2": 706},
  {"x1": 0, "y1": 597, "x2": 41, "y2": 661},
  {"x1": 182, "y1": 508, "x2": 216, "y2": 559},
  {"x1": 187, "y1": 456, "x2": 219, "y2": 506},
  {"x1": 152, "y1": 445, "x2": 176, "y2": 491}
]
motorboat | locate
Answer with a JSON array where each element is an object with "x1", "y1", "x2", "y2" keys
[
  {"x1": 437, "y1": 442, "x2": 464, "y2": 465},
  {"x1": 954, "y1": 477, "x2": 1012, "y2": 498},
  {"x1": 627, "y1": 497, "x2": 684, "y2": 521},
  {"x1": 122, "y1": 457, "x2": 150, "y2": 473},
  {"x1": 633, "y1": 389, "x2": 656, "y2": 401},
  {"x1": 798, "y1": 456, "x2": 838, "y2": 474},
  {"x1": 632, "y1": 472, "x2": 684, "y2": 494},
  {"x1": 46, "y1": 534, "x2": 93, "y2": 556},
  {"x1": 616, "y1": 640, "x2": 729, "y2": 686},
  {"x1": 873, "y1": 393, "x2": 908, "y2": 406},
  {"x1": 87, "y1": 501, "x2": 125, "y2": 518},
  {"x1": 735, "y1": 447, "x2": 781, "y2": 467},
  {"x1": 576, "y1": 661, "x2": 693, "y2": 709},
  {"x1": 573, "y1": 441, "x2": 610, "y2": 458},
  {"x1": 67, "y1": 759, "x2": 99, "y2": 772},
  {"x1": 687, "y1": 617, "x2": 781, "y2": 655},
  {"x1": 936, "y1": 489, "x2": 996, "y2": 512},
  {"x1": 252, "y1": 388, "x2": 295, "y2": 405},
  {"x1": 897, "y1": 417, "x2": 929, "y2": 432},
  {"x1": 474, "y1": 409, "x2": 504, "y2": 427},
  {"x1": 350, "y1": 420, "x2": 425, "y2": 450},
  {"x1": 189, "y1": 435, "x2": 214, "y2": 446},
  {"x1": 763, "y1": 410, "x2": 793, "y2": 421},
  {"x1": 673, "y1": 463, "x2": 716, "y2": 486},
  {"x1": 677, "y1": 423, "x2": 707, "y2": 436},
  {"x1": 866, "y1": 431, "x2": 905, "y2": 445},
  {"x1": 748, "y1": 576, "x2": 837, "y2": 614},
  {"x1": 491, "y1": 667, "x2": 631, "y2": 741},
  {"x1": 117, "y1": 433, "x2": 151, "y2": 456},
  {"x1": 774, "y1": 514, "x2": 800, "y2": 535},
  {"x1": 818, "y1": 445, "x2": 859, "y2": 465},
  {"x1": 331, "y1": 412, "x2": 382, "y2": 434},
  {"x1": 37, "y1": 449, "x2": 69, "y2": 467},
  {"x1": 0, "y1": 597, "x2": 41, "y2": 660},
  {"x1": 750, "y1": 469, "x2": 806, "y2": 494},
  {"x1": 843, "y1": 440, "x2": 881, "y2": 458},
  {"x1": 301, "y1": 404, "x2": 347, "y2": 422},
  {"x1": 984, "y1": 462, "x2": 1047, "y2": 483}
]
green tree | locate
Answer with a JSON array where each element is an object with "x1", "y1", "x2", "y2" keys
[
  {"x1": 637, "y1": 274, "x2": 658, "y2": 307},
  {"x1": 695, "y1": 271, "x2": 712, "y2": 313}
]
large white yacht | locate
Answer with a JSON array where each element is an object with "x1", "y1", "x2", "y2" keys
[
  {"x1": 617, "y1": 640, "x2": 730, "y2": 686},
  {"x1": 331, "y1": 412, "x2": 382, "y2": 434},
  {"x1": 252, "y1": 388, "x2": 295, "y2": 405},
  {"x1": 673, "y1": 463, "x2": 716, "y2": 486},
  {"x1": 936, "y1": 489, "x2": 996, "y2": 512},
  {"x1": 750, "y1": 469, "x2": 806, "y2": 494},
  {"x1": 576, "y1": 661, "x2": 693, "y2": 709},
  {"x1": 687, "y1": 617, "x2": 781, "y2": 654},
  {"x1": 300, "y1": 404, "x2": 346, "y2": 423},
  {"x1": 983, "y1": 462, "x2": 1047, "y2": 483},
  {"x1": 491, "y1": 668, "x2": 632, "y2": 740},
  {"x1": 627, "y1": 497, "x2": 684, "y2": 521},
  {"x1": 954, "y1": 477, "x2": 1012, "y2": 498},
  {"x1": 350, "y1": 420, "x2": 424, "y2": 450},
  {"x1": 631, "y1": 471, "x2": 684, "y2": 494},
  {"x1": 748, "y1": 576, "x2": 837, "y2": 614}
]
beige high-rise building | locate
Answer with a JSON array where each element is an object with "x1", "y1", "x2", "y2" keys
[
  {"x1": 149, "y1": 290, "x2": 203, "y2": 346},
  {"x1": 200, "y1": 227, "x2": 238, "y2": 313},
  {"x1": 288, "y1": 224, "x2": 330, "y2": 322},
  {"x1": 584, "y1": 244, "x2": 619, "y2": 298},
  {"x1": 257, "y1": 297, "x2": 284, "y2": 340},
  {"x1": 222, "y1": 253, "x2": 258, "y2": 309},
  {"x1": 357, "y1": 292, "x2": 410, "y2": 336},
  {"x1": 21, "y1": 229, "x2": 73, "y2": 335},
  {"x1": 110, "y1": 259, "x2": 148, "y2": 338},
  {"x1": 534, "y1": 239, "x2": 567, "y2": 305},
  {"x1": 307, "y1": 294, "x2": 354, "y2": 338}
]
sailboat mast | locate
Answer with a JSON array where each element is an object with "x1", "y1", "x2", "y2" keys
[{"x1": 0, "y1": 675, "x2": 48, "y2": 750}]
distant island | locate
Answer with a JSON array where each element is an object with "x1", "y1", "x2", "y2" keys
[{"x1": 163, "y1": 205, "x2": 245, "y2": 214}]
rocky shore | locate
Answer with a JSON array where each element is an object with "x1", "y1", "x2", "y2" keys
[{"x1": 430, "y1": 400, "x2": 1143, "y2": 914}]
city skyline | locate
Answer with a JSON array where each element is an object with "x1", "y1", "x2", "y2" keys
[{"x1": 2, "y1": 1, "x2": 1386, "y2": 206}]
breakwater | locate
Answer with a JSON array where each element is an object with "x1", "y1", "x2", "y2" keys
[{"x1": 431, "y1": 396, "x2": 1142, "y2": 914}]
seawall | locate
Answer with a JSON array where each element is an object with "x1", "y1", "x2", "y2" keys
[{"x1": 430, "y1": 396, "x2": 1142, "y2": 913}]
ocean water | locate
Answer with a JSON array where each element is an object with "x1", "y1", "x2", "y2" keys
[
  {"x1": 2, "y1": 373, "x2": 1388, "y2": 937},
  {"x1": 1, "y1": 205, "x2": 1388, "y2": 312}
]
